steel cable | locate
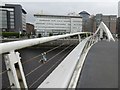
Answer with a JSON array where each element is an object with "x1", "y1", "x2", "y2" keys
[
  {"x1": 0, "y1": 69, "x2": 10, "y2": 76},
  {"x1": 29, "y1": 44, "x2": 74, "y2": 88},
  {"x1": 25, "y1": 44, "x2": 74, "y2": 77},
  {"x1": 22, "y1": 43, "x2": 65, "y2": 64}
]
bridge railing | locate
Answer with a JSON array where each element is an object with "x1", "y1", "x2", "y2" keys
[
  {"x1": 38, "y1": 35, "x2": 97, "y2": 88},
  {"x1": 0, "y1": 22, "x2": 115, "y2": 89},
  {"x1": 37, "y1": 21, "x2": 115, "y2": 88},
  {"x1": 0, "y1": 32, "x2": 91, "y2": 89}
]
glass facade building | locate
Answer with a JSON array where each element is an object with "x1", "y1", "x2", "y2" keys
[
  {"x1": 0, "y1": 10, "x2": 7, "y2": 30},
  {"x1": 0, "y1": 4, "x2": 27, "y2": 32}
]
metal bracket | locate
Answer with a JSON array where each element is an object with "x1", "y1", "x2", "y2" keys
[
  {"x1": 4, "y1": 51, "x2": 27, "y2": 89},
  {"x1": 78, "y1": 34, "x2": 81, "y2": 43}
]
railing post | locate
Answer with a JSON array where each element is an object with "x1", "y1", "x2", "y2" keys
[
  {"x1": 88, "y1": 38, "x2": 92, "y2": 47},
  {"x1": 86, "y1": 33, "x2": 88, "y2": 37},
  {"x1": 4, "y1": 51, "x2": 28, "y2": 89},
  {"x1": 78, "y1": 34, "x2": 81, "y2": 43}
]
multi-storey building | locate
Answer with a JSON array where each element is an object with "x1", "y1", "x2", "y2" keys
[
  {"x1": 34, "y1": 14, "x2": 82, "y2": 37},
  {"x1": 79, "y1": 11, "x2": 90, "y2": 32},
  {"x1": 26, "y1": 23, "x2": 35, "y2": 35},
  {"x1": 94, "y1": 14, "x2": 117, "y2": 34},
  {"x1": 116, "y1": 18, "x2": 119, "y2": 35},
  {"x1": 0, "y1": 4, "x2": 27, "y2": 33},
  {"x1": 95, "y1": 14, "x2": 103, "y2": 29}
]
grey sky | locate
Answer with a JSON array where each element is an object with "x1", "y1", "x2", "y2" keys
[{"x1": 2, "y1": 1, "x2": 119, "y2": 24}]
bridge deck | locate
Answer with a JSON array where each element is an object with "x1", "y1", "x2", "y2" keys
[{"x1": 76, "y1": 40, "x2": 118, "y2": 88}]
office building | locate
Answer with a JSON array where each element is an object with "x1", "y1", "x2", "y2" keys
[
  {"x1": 117, "y1": 1, "x2": 120, "y2": 35},
  {"x1": 95, "y1": 14, "x2": 103, "y2": 29},
  {"x1": 34, "y1": 14, "x2": 82, "y2": 37},
  {"x1": 0, "y1": 4, "x2": 27, "y2": 33},
  {"x1": 116, "y1": 18, "x2": 119, "y2": 34},
  {"x1": 79, "y1": 11, "x2": 90, "y2": 32},
  {"x1": 87, "y1": 15, "x2": 96, "y2": 32},
  {"x1": 94, "y1": 14, "x2": 117, "y2": 34}
]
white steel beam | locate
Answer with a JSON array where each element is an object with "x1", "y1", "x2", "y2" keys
[
  {"x1": 94, "y1": 22, "x2": 115, "y2": 42},
  {"x1": 38, "y1": 37, "x2": 91, "y2": 88},
  {"x1": 4, "y1": 51, "x2": 28, "y2": 88},
  {"x1": 0, "y1": 32, "x2": 89, "y2": 54}
]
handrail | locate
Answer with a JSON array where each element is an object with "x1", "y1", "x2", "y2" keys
[
  {"x1": 0, "y1": 32, "x2": 89, "y2": 54},
  {"x1": 38, "y1": 36, "x2": 92, "y2": 88},
  {"x1": 94, "y1": 22, "x2": 115, "y2": 42},
  {"x1": 1, "y1": 22, "x2": 115, "y2": 89}
]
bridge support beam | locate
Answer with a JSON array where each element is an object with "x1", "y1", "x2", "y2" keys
[{"x1": 4, "y1": 51, "x2": 27, "y2": 89}]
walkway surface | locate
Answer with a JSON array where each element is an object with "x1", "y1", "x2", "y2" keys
[{"x1": 77, "y1": 40, "x2": 118, "y2": 88}]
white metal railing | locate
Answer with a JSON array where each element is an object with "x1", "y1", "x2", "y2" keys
[
  {"x1": 68, "y1": 36, "x2": 96, "y2": 88},
  {"x1": 0, "y1": 32, "x2": 89, "y2": 54},
  {"x1": 0, "y1": 22, "x2": 115, "y2": 89},
  {"x1": 38, "y1": 36, "x2": 94, "y2": 88},
  {"x1": 37, "y1": 21, "x2": 115, "y2": 88},
  {"x1": 94, "y1": 22, "x2": 115, "y2": 42},
  {"x1": 0, "y1": 32, "x2": 90, "y2": 89}
]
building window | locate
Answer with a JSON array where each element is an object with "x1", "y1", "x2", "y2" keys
[
  {"x1": 10, "y1": 15, "x2": 14, "y2": 18},
  {"x1": 10, "y1": 18, "x2": 14, "y2": 21},
  {"x1": 10, "y1": 25, "x2": 14, "y2": 28},
  {"x1": 111, "y1": 18, "x2": 116, "y2": 21},
  {"x1": 10, "y1": 11, "x2": 14, "y2": 15}
]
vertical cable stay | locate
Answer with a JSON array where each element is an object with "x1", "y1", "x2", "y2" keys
[{"x1": 22, "y1": 43, "x2": 65, "y2": 64}]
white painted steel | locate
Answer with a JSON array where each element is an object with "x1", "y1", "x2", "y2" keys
[
  {"x1": 38, "y1": 22, "x2": 115, "y2": 88},
  {"x1": 0, "y1": 32, "x2": 88, "y2": 54},
  {"x1": 94, "y1": 22, "x2": 115, "y2": 42},
  {"x1": 0, "y1": 32, "x2": 87, "y2": 54},
  {"x1": 0, "y1": 22, "x2": 115, "y2": 89},
  {"x1": 38, "y1": 37, "x2": 91, "y2": 88},
  {"x1": 4, "y1": 51, "x2": 28, "y2": 88},
  {"x1": 1, "y1": 21, "x2": 114, "y2": 54},
  {"x1": 78, "y1": 34, "x2": 81, "y2": 42},
  {"x1": 68, "y1": 39, "x2": 96, "y2": 88}
]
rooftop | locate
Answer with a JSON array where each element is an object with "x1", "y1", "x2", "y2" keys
[
  {"x1": 34, "y1": 14, "x2": 82, "y2": 18},
  {"x1": 79, "y1": 11, "x2": 90, "y2": 16},
  {"x1": 2, "y1": 4, "x2": 27, "y2": 14}
]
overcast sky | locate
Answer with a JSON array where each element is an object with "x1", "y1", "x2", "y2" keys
[{"x1": 1, "y1": 0, "x2": 119, "y2": 24}]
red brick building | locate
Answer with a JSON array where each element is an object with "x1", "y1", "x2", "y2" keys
[{"x1": 26, "y1": 23, "x2": 35, "y2": 35}]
